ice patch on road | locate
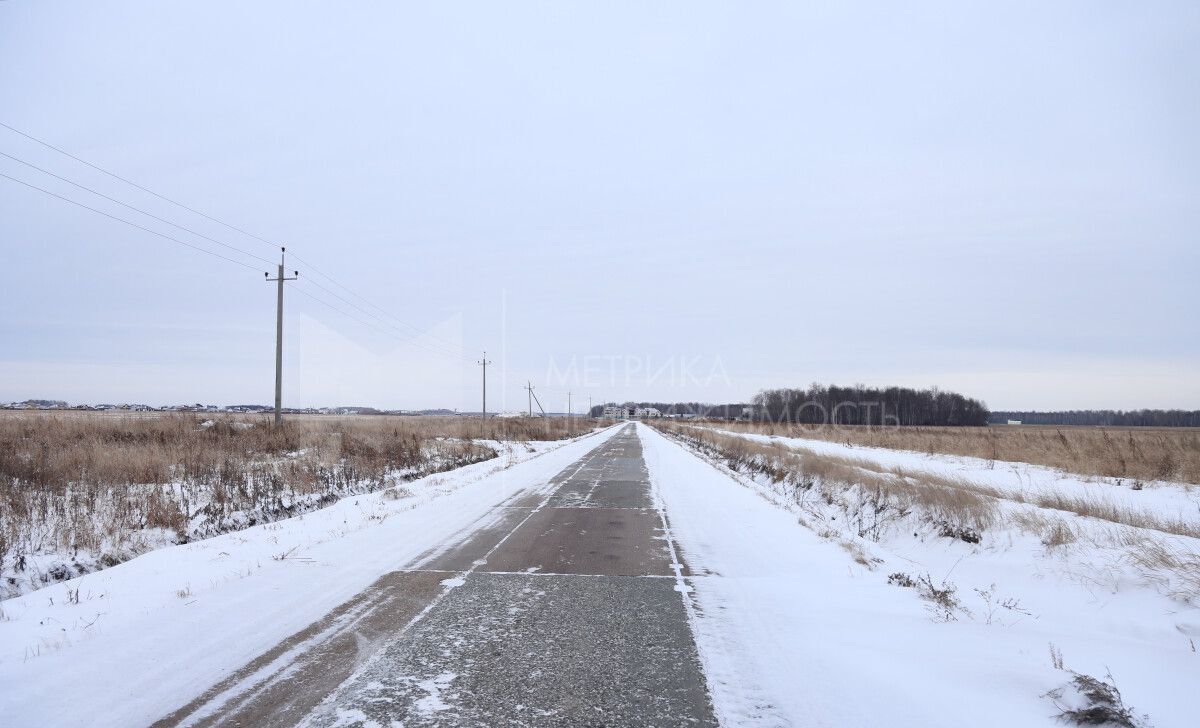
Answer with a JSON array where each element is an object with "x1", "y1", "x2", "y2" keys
[
  {"x1": 413, "y1": 671, "x2": 457, "y2": 714},
  {"x1": 326, "y1": 708, "x2": 378, "y2": 728},
  {"x1": 439, "y1": 576, "x2": 466, "y2": 588}
]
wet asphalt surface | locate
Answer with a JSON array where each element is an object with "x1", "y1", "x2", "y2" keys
[{"x1": 160, "y1": 425, "x2": 716, "y2": 727}]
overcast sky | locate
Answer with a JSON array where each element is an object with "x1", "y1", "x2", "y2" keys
[{"x1": 2, "y1": 1, "x2": 1197, "y2": 411}]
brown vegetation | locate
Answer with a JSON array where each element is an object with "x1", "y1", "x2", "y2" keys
[
  {"x1": 0, "y1": 412, "x2": 595, "y2": 596},
  {"x1": 652, "y1": 421, "x2": 999, "y2": 542},
  {"x1": 708, "y1": 421, "x2": 1200, "y2": 484},
  {"x1": 653, "y1": 421, "x2": 1200, "y2": 540},
  {"x1": 1046, "y1": 672, "x2": 1149, "y2": 727}
]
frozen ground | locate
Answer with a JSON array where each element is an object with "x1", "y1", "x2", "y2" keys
[
  {"x1": 0, "y1": 425, "x2": 619, "y2": 727},
  {"x1": 3, "y1": 419, "x2": 1196, "y2": 727},
  {"x1": 644, "y1": 423, "x2": 1198, "y2": 727}
]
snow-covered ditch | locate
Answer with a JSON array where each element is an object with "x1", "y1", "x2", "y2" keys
[
  {"x1": 642, "y1": 423, "x2": 1199, "y2": 727},
  {"x1": 0, "y1": 424, "x2": 619, "y2": 727}
]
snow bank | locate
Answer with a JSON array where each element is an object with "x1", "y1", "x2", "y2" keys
[{"x1": 640, "y1": 423, "x2": 1198, "y2": 728}]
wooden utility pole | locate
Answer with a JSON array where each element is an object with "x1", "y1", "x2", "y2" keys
[{"x1": 265, "y1": 247, "x2": 298, "y2": 428}]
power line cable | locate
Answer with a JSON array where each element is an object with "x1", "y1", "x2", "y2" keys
[
  {"x1": 298, "y1": 275, "x2": 471, "y2": 360},
  {"x1": 0, "y1": 172, "x2": 261, "y2": 271},
  {"x1": 287, "y1": 284, "x2": 401, "y2": 341},
  {"x1": 0, "y1": 154, "x2": 439, "y2": 370},
  {"x1": 0, "y1": 121, "x2": 279, "y2": 251},
  {"x1": 3, "y1": 143, "x2": 466, "y2": 358},
  {"x1": 1, "y1": 123, "x2": 511, "y2": 408},
  {"x1": 302, "y1": 279, "x2": 471, "y2": 361},
  {"x1": 287, "y1": 282, "x2": 474, "y2": 362},
  {"x1": 0, "y1": 160, "x2": 471, "y2": 362},
  {"x1": 287, "y1": 251, "x2": 467, "y2": 351},
  {"x1": 0, "y1": 150, "x2": 275, "y2": 266},
  {"x1": 1, "y1": 121, "x2": 471, "y2": 353}
]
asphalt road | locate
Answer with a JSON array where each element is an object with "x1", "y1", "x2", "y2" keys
[{"x1": 157, "y1": 424, "x2": 717, "y2": 727}]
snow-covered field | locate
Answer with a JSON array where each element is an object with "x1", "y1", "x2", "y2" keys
[
  {"x1": 712, "y1": 425, "x2": 1200, "y2": 536},
  {"x1": 644, "y1": 423, "x2": 1198, "y2": 727},
  {"x1": 0, "y1": 425, "x2": 619, "y2": 727}
]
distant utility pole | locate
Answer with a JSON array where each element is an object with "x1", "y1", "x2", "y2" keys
[
  {"x1": 567, "y1": 391, "x2": 573, "y2": 433},
  {"x1": 265, "y1": 247, "x2": 298, "y2": 428},
  {"x1": 478, "y1": 351, "x2": 491, "y2": 436},
  {"x1": 522, "y1": 381, "x2": 545, "y2": 418},
  {"x1": 588, "y1": 395, "x2": 592, "y2": 419}
]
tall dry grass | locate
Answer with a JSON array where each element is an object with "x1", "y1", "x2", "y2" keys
[
  {"x1": 654, "y1": 421, "x2": 1200, "y2": 540},
  {"x1": 710, "y1": 421, "x2": 1200, "y2": 484},
  {"x1": 0, "y1": 412, "x2": 596, "y2": 596},
  {"x1": 653, "y1": 421, "x2": 998, "y2": 542}
]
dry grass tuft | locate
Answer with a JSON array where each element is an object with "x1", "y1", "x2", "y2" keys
[
  {"x1": 1123, "y1": 537, "x2": 1200, "y2": 603},
  {"x1": 1046, "y1": 672, "x2": 1149, "y2": 727},
  {"x1": 887, "y1": 571, "x2": 967, "y2": 622},
  {"x1": 1010, "y1": 511, "x2": 1078, "y2": 549}
]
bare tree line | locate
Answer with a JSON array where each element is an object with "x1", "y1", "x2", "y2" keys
[
  {"x1": 587, "y1": 385, "x2": 988, "y2": 426},
  {"x1": 750, "y1": 384, "x2": 989, "y2": 426}
]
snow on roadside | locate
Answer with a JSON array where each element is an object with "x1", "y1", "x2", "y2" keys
[
  {"x1": 710, "y1": 426, "x2": 1200, "y2": 530},
  {"x1": 0, "y1": 425, "x2": 619, "y2": 728},
  {"x1": 4, "y1": 437, "x2": 503, "y2": 601},
  {"x1": 640, "y1": 423, "x2": 1198, "y2": 728}
]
